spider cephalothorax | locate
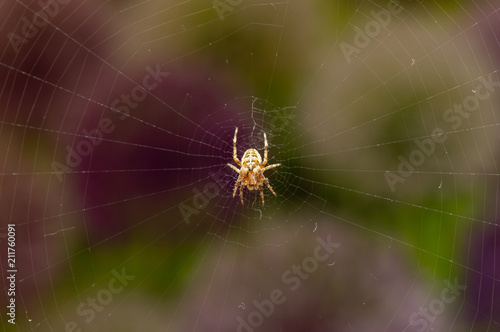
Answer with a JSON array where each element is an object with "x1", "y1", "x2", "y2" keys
[{"x1": 227, "y1": 127, "x2": 280, "y2": 205}]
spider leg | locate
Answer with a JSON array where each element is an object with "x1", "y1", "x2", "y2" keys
[
  {"x1": 232, "y1": 173, "x2": 243, "y2": 198},
  {"x1": 227, "y1": 163, "x2": 240, "y2": 173},
  {"x1": 260, "y1": 186, "x2": 265, "y2": 205},
  {"x1": 233, "y1": 127, "x2": 241, "y2": 166},
  {"x1": 262, "y1": 163, "x2": 281, "y2": 172},
  {"x1": 263, "y1": 177, "x2": 277, "y2": 197},
  {"x1": 262, "y1": 132, "x2": 268, "y2": 167},
  {"x1": 239, "y1": 183, "x2": 244, "y2": 205}
]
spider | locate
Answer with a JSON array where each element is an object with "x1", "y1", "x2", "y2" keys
[{"x1": 227, "y1": 127, "x2": 281, "y2": 205}]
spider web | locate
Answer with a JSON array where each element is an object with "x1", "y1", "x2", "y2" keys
[{"x1": 1, "y1": 0, "x2": 500, "y2": 331}]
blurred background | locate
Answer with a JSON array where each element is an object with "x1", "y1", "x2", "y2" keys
[{"x1": 0, "y1": 0, "x2": 499, "y2": 331}]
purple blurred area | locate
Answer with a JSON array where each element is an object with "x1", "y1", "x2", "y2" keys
[
  {"x1": 465, "y1": 11, "x2": 500, "y2": 326},
  {"x1": 0, "y1": 0, "x2": 244, "y2": 320},
  {"x1": 0, "y1": 1, "x2": 246, "y2": 243},
  {"x1": 467, "y1": 226, "x2": 500, "y2": 327},
  {"x1": 0, "y1": 1, "x2": 115, "y2": 133},
  {"x1": 69, "y1": 63, "x2": 241, "y2": 241},
  {"x1": 0, "y1": 0, "x2": 118, "y2": 318}
]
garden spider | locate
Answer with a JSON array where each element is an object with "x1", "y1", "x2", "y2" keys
[{"x1": 227, "y1": 127, "x2": 281, "y2": 205}]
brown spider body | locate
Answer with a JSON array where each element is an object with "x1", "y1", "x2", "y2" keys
[{"x1": 227, "y1": 128, "x2": 280, "y2": 205}]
